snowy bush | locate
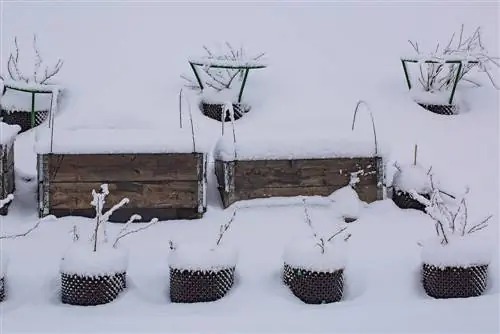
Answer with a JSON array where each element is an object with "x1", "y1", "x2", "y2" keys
[
  {"x1": 3, "y1": 35, "x2": 64, "y2": 85},
  {"x1": 408, "y1": 25, "x2": 499, "y2": 94}
]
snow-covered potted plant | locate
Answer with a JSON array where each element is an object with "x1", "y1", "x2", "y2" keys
[
  {"x1": 0, "y1": 200, "x2": 55, "y2": 302},
  {"x1": 0, "y1": 34, "x2": 63, "y2": 132},
  {"x1": 410, "y1": 183, "x2": 493, "y2": 299},
  {"x1": 283, "y1": 199, "x2": 351, "y2": 304},
  {"x1": 168, "y1": 210, "x2": 238, "y2": 303},
  {"x1": 60, "y1": 184, "x2": 158, "y2": 306},
  {"x1": 401, "y1": 25, "x2": 499, "y2": 115},
  {"x1": 181, "y1": 43, "x2": 266, "y2": 122}
]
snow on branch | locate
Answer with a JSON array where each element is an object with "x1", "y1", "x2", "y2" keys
[
  {"x1": 215, "y1": 208, "x2": 237, "y2": 247},
  {"x1": 409, "y1": 179, "x2": 492, "y2": 245},
  {"x1": 408, "y1": 24, "x2": 500, "y2": 92},
  {"x1": 7, "y1": 35, "x2": 64, "y2": 85},
  {"x1": 0, "y1": 215, "x2": 56, "y2": 240}
]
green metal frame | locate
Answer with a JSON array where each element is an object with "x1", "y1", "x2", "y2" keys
[
  {"x1": 1, "y1": 84, "x2": 54, "y2": 128},
  {"x1": 188, "y1": 61, "x2": 266, "y2": 103},
  {"x1": 401, "y1": 58, "x2": 479, "y2": 105}
]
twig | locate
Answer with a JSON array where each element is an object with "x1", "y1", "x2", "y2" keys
[
  {"x1": 215, "y1": 209, "x2": 237, "y2": 246},
  {"x1": 326, "y1": 226, "x2": 348, "y2": 243},
  {"x1": 112, "y1": 218, "x2": 159, "y2": 248},
  {"x1": 413, "y1": 144, "x2": 418, "y2": 166},
  {"x1": 352, "y1": 100, "x2": 379, "y2": 156},
  {"x1": 178, "y1": 88, "x2": 183, "y2": 129},
  {"x1": 187, "y1": 97, "x2": 196, "y2": 153},
  {"x1": 0, "y1": 215, "x2": 56, "y2": 240}
]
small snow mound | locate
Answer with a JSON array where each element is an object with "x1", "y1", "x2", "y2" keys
[
  {"x1": 60, "y1": 243, "x2": 129, "y2": 276},
  {"x1": 329, "y1": 186, "x2": 363, "y2": 219},
  {"x1": 0, "y1": 122, "x2": 21, "y2": 145},
  {"x1": 283, "y1": 238, "x2": 348, "y2": 272},
  {"x1": 421, "y1": 234, "x2": 494, "y2": 268},
  {"x1": 168, "y1": 243, "x2": 237, "y2": 272},
  {"x1": 392, "y1": 164, "x2": 431, "y2": 194}
]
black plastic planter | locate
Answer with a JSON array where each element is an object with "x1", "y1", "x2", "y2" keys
[{"x1": 60, "y1": 272, "x2": 127, "y2": 306}]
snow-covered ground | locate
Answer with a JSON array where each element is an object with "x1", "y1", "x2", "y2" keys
[{"x1": 1, "y1": 1, "x2": 499, "y2": 333}]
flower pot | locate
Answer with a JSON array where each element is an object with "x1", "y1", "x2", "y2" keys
[
  {"x1": 417, "y1": 103, "x2": 458, "y2": 116},
  {"x1": 61, "y1": 272, "x2": 127, "y2": 306},
  {"x1": 422, "y1": 263, "x2": 488, "y2": 299},
  {"x1": 0, "y1": 109, "x2": 49, "y2": 133},
  {"x1": 200, "y1": 102, "x2": 250, "y2": 122},
  {"x1": 283, "y1": 264, "x2": 344, "y2": 304},
  {"x1": 392, "y1": 189, "x2": 430, "y2": 212},
  {"x1": 169, "y1": 267, "x2": 235, "y2": 303}
]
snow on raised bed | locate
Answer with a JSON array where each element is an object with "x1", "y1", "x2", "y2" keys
[
  {"x1": 283, "y1": 238, "x2": 348, "y2": 272},
  {"x1": 214, "y1": 131, "x2": 384, "y2": 161},
  {"x1": 168, "y1": 243, "x2": 237, "y2": 272},
  {"x1": 420, "y1": 234, "x2": 494, "y2": 268},
  {"x1": 392, "y1": 164, "x2": 431, "y2": 194},
  {"x1": 60, "y1": 243, "x2": 129, "y2": 277},
  {"x1": 0, "y1": 122, "x2": 21, "y2": 145},
  {"x1": 34, "y1": 126, "x2": 204, "y2": 154}
]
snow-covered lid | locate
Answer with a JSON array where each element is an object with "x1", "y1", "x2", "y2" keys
[
  {"x1": 60, "y1": 243, "x2": 129, "y2": 276},
  {"x1": 392, "y1": 164, "x2": 431, "y2": 194},
  {"x1": 1, "y1": 78, "x2": 62, "y2": 93},
  {"x1": 168, "y1": 243, "x2": 237, "y2": 271},
  {"x1": 214, "y1": 131, "x2": 384, "y2": 162},
  {"x1": 420, "y1": 234, "x2": 493, "y2": 268},
  {"x1": 0, "y1": 122, "x2": 21, "y2": 145},
  {"x1": 283, "y1": 238, "x2": 348, "y2": 272},
  {"x1": 401, "y1": 54, "x2": 480, "y2": 63},
  {"x1": 189, "y1": 57, "x2": 267, "y2": 69},
  {"x1": 34, "y1": 126, "x2": 204, "y2": 154}
]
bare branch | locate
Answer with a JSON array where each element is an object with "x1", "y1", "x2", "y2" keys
[
  {"x1": 326, "y1": 226, "x2": 348, "y2": 243},
  {"x1": 216, "y1": 208, "x2": 237, "y2": 246},
  {"x1": 113, "y1": 218, "x2": 159, "y2": 248},
  {"x1": 0, "y1": 215, "x2": 56, "y2": 240}
]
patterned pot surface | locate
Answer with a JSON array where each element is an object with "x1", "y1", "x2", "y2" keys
[{"x1": 61, "y1": 272, "x2": 127, "y2": 306}]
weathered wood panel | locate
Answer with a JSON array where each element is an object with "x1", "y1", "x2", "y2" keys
[
  {"x1": 47, "y1": 154, "x2": 200, "y2": 182},
  {"x1": 0, "y1": 143, "x2": 16, "y2": 215},
  {"x1": 216, "y1": 157, "x2": 384, "y2": 208},
  {"x1": 38, "y1": 153, "x2": 207, "y2": 222}
]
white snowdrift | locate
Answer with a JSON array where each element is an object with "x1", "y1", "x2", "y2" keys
[
  {"x1": 420, "y1": 234, "x2": 494, "y2": 268},
  {"x1": 214, "y1": 131, "x2": 384, "y2": 161},
  {"x1": 392, "y1": 164, "x2": 432, "y2": 194},
  {"x1": 283, "y1": 238, "x2": 348, "y2": 272},
  {"x1": 60, "y1": 243, "x2": 129, "y2": 276},
  {"x1": 0, "y1": 122, "x2": 21, "y2": 145},
  {"x1": 168, "y1": 243, "x2": 237, "y2": 272},
  {"x1": 329, "y1": 186, "x2": 364, "y2": 219}
]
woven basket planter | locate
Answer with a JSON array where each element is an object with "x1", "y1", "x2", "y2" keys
[
  {"x1": 0, "y1": 277, "x2": 5, "y2": 302},
  {"x1": 417, "y1": 103, "x2": 457, "y2": 116},
  {"x1": 200, "y1": 102, "x2": 250, "y2": 122},
  {"x1": 422, "y1": 263, "x2": 488, "y2": 299},
  {"x1": 392, "y1": 189, "x2": 430, "y2": 212},
  {"x1": 0, "y1": 110, "x2": 49, "y2": 133},
  {"x1": 283, "y1": 264, "x2": 344, "y2": 304},
  {"x1": 61, "y1": 271, "x2": 127, "y2": 306},
  {"x1": 169, "y1": 267, "x2": 235, "y2": 303}
]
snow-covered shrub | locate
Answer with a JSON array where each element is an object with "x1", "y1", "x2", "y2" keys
[
  {"x1": 282, "y1": 199, "x2": 351, "y2": 304},
  {"x1": 410, "y1": 183, "x2": 493, "y2": 299},
  {"x1": 3, "y1": 35, "x2": 63, "y2": 85},
  {"x1": 60, "y1": 184, "x2": 158, "y2": 306},
  {"x1": 408, "y1": 25, "x2": 499, "y2": 94},
  {"x1": 168, "y1": 209, "x2": 238, "y2": 303}
]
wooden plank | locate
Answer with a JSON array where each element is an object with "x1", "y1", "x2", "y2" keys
[
  {"x1": 49, "y1": 208, "x2": 203, "y2": 222},
  {"x1": 49, "y1": 181, "x2": 199, "y2": 209},
  {"x1": 47, "y1": 153, "x2": 201, "y2": 182},
  {"x1": 233, "y1": 158, "x2": 378, "y2": 188}
]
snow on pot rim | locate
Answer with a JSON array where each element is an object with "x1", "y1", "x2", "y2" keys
[
  {"x1": 283, "y1": 238, "x2": 348, "y2": 273},
  {"x1": 199, "y1": 87, "x2": 241, "y2": 105},
  {"x1": 168, "y1": 243, "x2": 238, "y2": 272},
  {"x1": 60, "y1": 243, "x2": 129, "y2": 277},
  {"x1": 420, "y1": 234, "x2": 494, "y2": 269},
  {"x1": 392, "y1": 164, "x2": 432, "y2": 194}
]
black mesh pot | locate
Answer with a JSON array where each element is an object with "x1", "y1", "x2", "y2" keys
[
  {"x1": 392, "y1": 189, "x2": 430, "y2": 212},
  {"x1": 422, "y1": 263, "x2": 488, "y2": 299},
  {"x1": 0, "y1": 203, "x2": 10, "y2": 216},
  {"x1": 283, "y1": 264, "x2": 344, "y2": 304},
  {"x1": 200, "y1": 102, "x2": 250, "y2": 122},
  {"x1": 0, "y1": 277, "x2": 5, "y2": 302},
  {"x1": 0, "y1": 110, "x2": 49, "y2": 133},
  {"x1": 169, "y1": 267, "x2": 235, "y2": 303},
  {"x1": 417, "y1": 103, "x2": 457, "y2": 116},
  {"x1": 61, "y1": 272, "x2": 127, "y2": 306}
]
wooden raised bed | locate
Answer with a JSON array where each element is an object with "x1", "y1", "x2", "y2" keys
[
  {"x1": 0, "y1": 123, "x2": 20, "y2": 215},
  {"x1": 215, "y1": 157, "x2": 384, "y2": 208},
  {"x1": 37, "y1": 153, "x2": 207, "y2": 222}
]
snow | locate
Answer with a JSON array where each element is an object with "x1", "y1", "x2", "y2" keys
[
  {"x1": 329, "y1": 186, "x2": 364, "y2": 220},
  {"x1": 1, "y1": 87, "x2": 54, "y2": 113},
  {"x1": 410, "y1": 88, "x2": 466, "y2": 107},
  {"x1": 0, "y1": 122, "x2": 21, "y2": 145},
  {"x1": 392, "y1": 164, "x2": 432, "y2": 194},
  {"x1": 60, "y1": 243, "x2": 128, "y2": 276},
  {"x1": 283, "y1": 237, "x2": 349, "y2": 272},
  {"x1": 420, "y1": 234, "x2": 494, "y2": 268},
  {"x1": 0, "y1": 251, "x2": 9, "y2": 278},
  {"x1": 168, "y1": 243, "x2": 238, "y2": 272},
  {"x1": 214, "y1": 131, "x2": 383, "y2": 161},
  {"x1": 34, "y1": 127, "x2": 204, "y2": 154},
  {"x1": 0, "y1": 2, "x2": 499, "y2": 333},
  {"x1": 401, "y1": 54, "x2": 480, "y2": 63},
  {"x1": 200, "y1": 87, "x2": 241, "y2": 104},
  {"x1": 189, "y1": 57, "x2": 267, "y2": 69},
  {"x1": 1, "y1": 78, "x2": 61, "y2": 93}
]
